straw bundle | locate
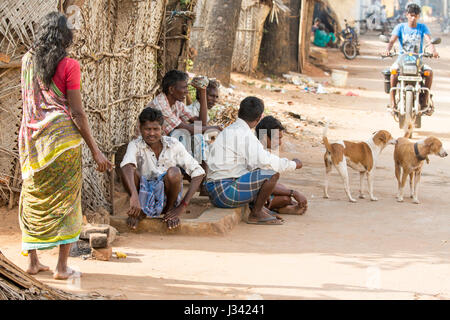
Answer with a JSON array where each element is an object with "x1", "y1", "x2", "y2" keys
[{"x1": 0, "y1": 250, "x2": 107, "y2": 300}]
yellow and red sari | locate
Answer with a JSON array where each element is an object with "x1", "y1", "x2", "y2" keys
[{"x1": 19, "y1": 51, "x2": 83, "y2": 251}]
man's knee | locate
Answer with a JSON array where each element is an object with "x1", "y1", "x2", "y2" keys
[
  {"x1": 270, "y1": 172, "x2": 280, "y2": 182},
  {"x1": 166, "y1": 167, "x2": 182, "y2": 183}
]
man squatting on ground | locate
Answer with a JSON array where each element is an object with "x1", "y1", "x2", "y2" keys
[
  {"x1": 120, "y1": 108, "x2": 205, "y2": 230},
  {"x1": 205, "y1": 97, "x2": 304, "y2": 225},
  {"x1": 255, "y1": 116, "x2": 308, "y2": 215}
]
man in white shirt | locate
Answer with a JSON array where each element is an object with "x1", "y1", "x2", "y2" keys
[
  {"x1": 205, "y1": 97, "x2": 303, "y2": 225},
  {"x1": 121, "y1": 107, "x2": 205, "y2": 230}
]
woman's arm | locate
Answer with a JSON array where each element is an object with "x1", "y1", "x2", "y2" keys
[{"x1": 66, "y1": 89, "x2": 113, "y2": 172}]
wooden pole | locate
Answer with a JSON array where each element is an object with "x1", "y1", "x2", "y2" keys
[{"x1": 298, "y1": 0, "x2": 308, "y2": 73}]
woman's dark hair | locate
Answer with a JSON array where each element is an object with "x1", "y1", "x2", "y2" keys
[
  {"x1": 32, "y1": 12, "x2": 73, "y2": 88},
  {"x1": 406, "y1": 3, "x2": 421, "y2": 15},
  {"x1": 255, "y1": 116, "x2": 285, "y2": 140},
  {"x1": 162, "y1": 70, "x2": 188, "y2": 94},
  {"x1": 139, "y1": 107, "x2": 164, "y2": 125},
  {"x1": 238, "y1": 96, "x2": 264, "y2": 122}
]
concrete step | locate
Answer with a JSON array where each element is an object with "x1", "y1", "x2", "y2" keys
[{"x1": 110, "y1": 206, "x2": 246, "y2": 236}]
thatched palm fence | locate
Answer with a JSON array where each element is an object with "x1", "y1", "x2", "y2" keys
[{"x1": 0, "y1": 0, "x2": 198, "y2": 214}]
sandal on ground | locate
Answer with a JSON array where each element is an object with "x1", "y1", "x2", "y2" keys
[{"x1": 246, "y1": 216, "x2": 283, "y2": 225}]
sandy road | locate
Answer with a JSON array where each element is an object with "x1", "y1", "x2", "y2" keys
[{"x1": 0, "y1": 30, "x2": 449, "y2": 300}]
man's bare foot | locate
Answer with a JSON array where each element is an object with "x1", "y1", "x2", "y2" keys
[
  {"x1": 53, "y1": 267, "x2": 82, "y2": 280},
  {"x1": 278, "y1": 204, "x2": 307, "y2": 215},
  {"x1": 26, "y1": 262, "x2": 50, "y2": 275}
]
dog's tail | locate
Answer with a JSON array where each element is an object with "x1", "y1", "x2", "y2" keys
[
  {"x1": 322, "y1": 123, "x2": 332, "y2": 153},
  {"x1": 404, "y1": 123, "x2": 413, "y2": 138}
]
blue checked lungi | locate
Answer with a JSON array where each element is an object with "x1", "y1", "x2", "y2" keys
[
  {"x1": 205, "y1": 169, "x2": 276, "y2": 208},
  {"x1": 138, "y1": 173, "x2": 183, "y2": 217}
]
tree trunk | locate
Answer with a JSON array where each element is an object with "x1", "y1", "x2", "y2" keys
[
  {"x1": 288, "y1": 0, "x2": 301, "y2": 72},
  {"x1": 193, "y1": 0, "x2": 243, "y2": 87},
  {"x1": 258, "y1": 0, "x2": 300, "y2": 75}
]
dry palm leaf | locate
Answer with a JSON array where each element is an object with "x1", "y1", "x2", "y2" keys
[{"x1": 269, "y1": 0, "x2": 290, "y2": 24}]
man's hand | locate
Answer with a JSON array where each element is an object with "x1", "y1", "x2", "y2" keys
[
  {"x1": 127, "y1": 194, "x2": 141, "y2": 218},
  {"x1": 381, "y1": 49, "x2": 391, "y2": 57},
  {"x1": 293, "y1": 158, "x2": 303, "y2": 169},
  {"x1": 163, "y1": 205, "x2": 186, "y2": 229},
  {"x1": 432, "y1": 49, "x2": 440, "y2": 58},
  {"x1": 293, "y1": 191, "x2": 308, "y2": 208},
  {"x1": 203, "y1": 125, "x2": 223, "y2": 133}
]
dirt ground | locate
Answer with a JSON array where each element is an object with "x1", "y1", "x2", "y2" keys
[{"x1": 1, "y1": 29, "x2": 449, "y2": 300}]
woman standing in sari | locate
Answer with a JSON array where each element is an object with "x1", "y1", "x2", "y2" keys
[{"x1": 19, "y1": 12, "x2": 113, "y2": 280}]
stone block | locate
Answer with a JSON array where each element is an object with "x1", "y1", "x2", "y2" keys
[
  {"x1": 92, "y1": 246, "x2": 112, "y2": 261},
  {"x1": 80, "y1": 224, "x2": 110, "y2": 240},
  {"x1": 89, "y1": 233, "x2": 108, "y2": 248}
]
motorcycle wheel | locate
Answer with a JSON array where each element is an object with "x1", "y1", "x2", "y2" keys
[
  {"x1": 343, "y1": 41, "x2": 357, "y2": 60},
  {"x1": 403, "y1": 90, "x2": 414, "y2": 136}
]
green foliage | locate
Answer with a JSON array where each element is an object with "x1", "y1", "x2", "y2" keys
[
  {"x1": 180, "y1": 0, "x2": 190, "y2": 7},
  {"x1": 186, "y1": 58, "x2": 194, "y2": 72},
  {"x1": 188, "y1": 84, "x2": 196, "y2": 102}
]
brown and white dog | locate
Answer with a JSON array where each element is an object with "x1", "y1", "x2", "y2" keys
[
  {"x1": 323, "y1": 126, "x2": 396, "y2": 202},
  {"x1": 394, "y1": 136, "x2": 447, "y2": 203}
]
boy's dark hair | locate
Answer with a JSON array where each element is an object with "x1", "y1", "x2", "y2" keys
[
  {"x1": 238, "y1": 96, "x2": 264, "y2": 122},
  {"x1": 139, "y1": 107, "x2": 164, "y2": 125},
  {"x1": 162, "y1": 70, "x2": 188, "y2": 94},
  {"x1": 406, "y1": 3, "x2": 421, "y2": 15},
  {"x1": 255, "y1": 116, "x2": 285, "y2": 140},
  {"x1": 314, "y1": 18, "x2": 321, "y2": 24}
]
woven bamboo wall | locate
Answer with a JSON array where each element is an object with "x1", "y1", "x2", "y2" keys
[
  {"x1": 0, "y1": 0, "x2": 168, "y2": 211},
  {"x1": 71, "y1": 0, "x2": 165, "y2": 212}
]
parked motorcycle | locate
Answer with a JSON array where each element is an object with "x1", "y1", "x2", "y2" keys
[
  {"x1": 380, "y1": 34, "x2": 441, "y2": 137},
  {"x1": 340, "y1": 20, "x2": 360, "y2": 60}
]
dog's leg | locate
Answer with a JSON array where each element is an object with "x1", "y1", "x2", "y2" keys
[
  {"x1": 336, "y1": 159, "x2": 356, "y2": 203},
  {"x1": 323, "y1": 154, "x2": 332, "y2": 198},
  {"x1": 409, "y1": 172, "x2": 415, "y2": 198},
  {"x1": 395, "y1": 162, "x2": 402, "y2": 199},
  {"x1": 359, "y1": 172, "x2": 366, "y2": 199},
  {"x1": 397, "y1": 168, "x2": 409, "y2": 202},
  {"x1": 412, "y1": 169, "x2": 421, "y2": 204},
  {"x1": 367, "y1": 170, "x2": 378, "y2": 201}
]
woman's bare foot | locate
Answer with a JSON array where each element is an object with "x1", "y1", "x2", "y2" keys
[
  {"x1": 26, "y1": 262, "x2": 50, "y2": 275},
  {"x1": 53, "y1": 266, "x2": 82, "y2": 280}
]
